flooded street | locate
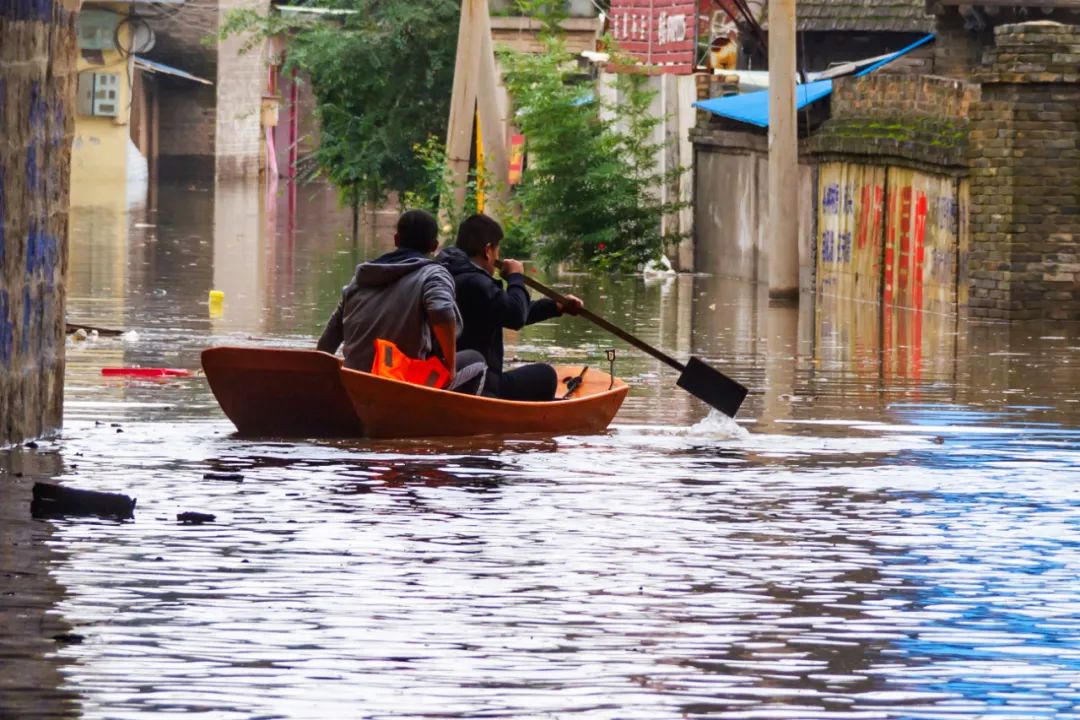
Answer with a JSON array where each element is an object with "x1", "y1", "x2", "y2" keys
[{"x1": 9, "y1": 179, "x2": 1080, "y2": 718}]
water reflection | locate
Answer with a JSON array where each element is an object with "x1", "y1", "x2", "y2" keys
[
  {"x1": 0, "y1": 448, "x2": 81, "y2": 719},
  {"x1": 45, "y1": 180, "x2": 1080, "y2": 718}
]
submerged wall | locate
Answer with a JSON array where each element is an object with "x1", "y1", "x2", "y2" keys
[
  {"x1": 0, "y1": 0, "x2": 77, "y2": 444},
  {"x1": 691, "y1": 129, "x2": 817, "y2": 290}
]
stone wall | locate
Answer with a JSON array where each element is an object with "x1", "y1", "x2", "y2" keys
[
  {"x1": 0, "y1": 0, "x2": 77, "y2": 445},
  {"x1": 930, "y1": 7, "x2": 988, "y2": 81},
  {"x1": 968, "y1": 22, "x2": 1080, "y2": 320}
]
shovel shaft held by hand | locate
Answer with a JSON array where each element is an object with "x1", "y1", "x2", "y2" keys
[
  {"x1": 520, "y1": 275, "x2": 684, "y2": 371},
  {"x1": 519, "y1": 274, "x2": 748, "y2": 417}
]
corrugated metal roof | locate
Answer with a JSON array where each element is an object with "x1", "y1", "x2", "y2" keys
[{"x1": 765, "y1": 0, "x2": 936, "y2": 33}]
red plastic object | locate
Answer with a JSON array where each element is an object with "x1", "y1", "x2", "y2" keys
[{"x1": 101, "y1": 368, "x2": 192, "y2": 378}]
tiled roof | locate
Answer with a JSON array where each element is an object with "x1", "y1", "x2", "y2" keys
[{"x1": 785, "y1": 0, "x2": 936, "y2": 33}]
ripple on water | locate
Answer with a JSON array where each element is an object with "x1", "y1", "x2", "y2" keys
[{"x1": 47, "y1": 195, "x2": 1080, "y2": 719}]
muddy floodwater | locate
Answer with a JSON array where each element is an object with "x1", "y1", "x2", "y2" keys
[{"x1": 7, "y1": 180, "x2": 1080, "y2": 719}]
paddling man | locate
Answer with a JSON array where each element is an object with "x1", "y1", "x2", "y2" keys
[
  {"x1": 317, "y1": 209, "x2": 486, "y2": 393},
  {"x1": 437, "y1": 214, "x2": 583, "y2": 401}
]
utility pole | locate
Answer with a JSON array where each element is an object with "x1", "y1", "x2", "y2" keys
[{"x1": 767, "y1": 0, "x2": 799, "y2": 301}]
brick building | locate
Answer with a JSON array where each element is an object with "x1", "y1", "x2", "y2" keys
[
  {"x1": 142, "y1": 0, "x2": 270, "y2": 181},
  {"x1": 693, "y1": 0, "x2": 1080, "y2": 321}
]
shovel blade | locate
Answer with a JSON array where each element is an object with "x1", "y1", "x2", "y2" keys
[{"x1": 676, "y1": 356, "x2": 748, "y2": 418}]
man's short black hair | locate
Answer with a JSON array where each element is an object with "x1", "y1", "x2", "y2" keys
[
  {"x1": 397, "y1": 209, "x2": 439, "y2": 253},
  {"x1": 455, "y1": 214, "x2": 504, "y2": 258}
]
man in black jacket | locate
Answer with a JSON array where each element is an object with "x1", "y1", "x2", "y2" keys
[{"x1": 437, "y1": 214, "x2": 583, "y2": 401}]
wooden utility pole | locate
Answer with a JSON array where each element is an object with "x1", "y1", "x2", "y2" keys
[
  {"x1": 445, "y1": 0, "x2": 508, "y2": 219},
  {"x1": 767, "y1": 0, "x2": 799, "y2": 300}
]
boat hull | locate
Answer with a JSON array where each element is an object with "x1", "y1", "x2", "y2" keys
[{"x1": 201, "y1": 347, "x2": 629, "y2": 439}]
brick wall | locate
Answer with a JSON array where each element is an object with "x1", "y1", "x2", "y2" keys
[
  {"x1": 0, "y1": 0, "x2": 77, "y2": 444},
  {"x1": 148, "y1": 0, "x2": 268, "y2": 181},
  {"x1": 968, "y1": 23, "x2": 1080, "y2": 320},
  {"x1": 151, "y1": 0, "x2": 219, "y2": 182},
  {"x1": 809, "y1": 73, "x2": 978, "y2": 174}
]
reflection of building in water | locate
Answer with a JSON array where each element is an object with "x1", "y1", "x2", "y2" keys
[{"x1": 211, "y1": 180, "x2": 267, "y2": 334}]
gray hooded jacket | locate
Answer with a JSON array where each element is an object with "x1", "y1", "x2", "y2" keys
[{"x1": 317, "y1": 249, "x2": 461, "y2": 372}]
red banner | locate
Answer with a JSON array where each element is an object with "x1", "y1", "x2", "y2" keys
[
  {"x1": 608, "y1": 0, "x2": 697, "y2": 74},
  {"x1": 508, "y1": 134, "x2": 525, "y2": 186}
]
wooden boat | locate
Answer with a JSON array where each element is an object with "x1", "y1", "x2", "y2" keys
[{"x1": 201, "y1": 346, "x2": 629, "y2": 439}]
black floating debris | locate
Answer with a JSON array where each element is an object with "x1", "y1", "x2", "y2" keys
[
  {"x1": 177, "y1": 512, "x2": 215, "y2": 525},
  {"x1": 31, "y1": 483, "x2": 136, "y2": 520},
  {"x1": 202, "y1": 472, "x2": 244, "y2": 482},
  {"x1": 53, "y1": 633, "x2": 84, "y2": 645}
]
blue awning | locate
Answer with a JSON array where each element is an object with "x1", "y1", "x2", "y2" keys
[{"x1": 693, "y1": 34, "x2": 934, "y2": 128}]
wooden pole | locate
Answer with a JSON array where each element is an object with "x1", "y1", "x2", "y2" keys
[
  {"x1": 445, "y1": 0, "x2": 483, "y2": 218},
  {"x1": 445, "y1": 0, "x2": 507, "y2": 220},
  {"x1": 767, "y1": 0, "x2": 799, "y2": 301}
]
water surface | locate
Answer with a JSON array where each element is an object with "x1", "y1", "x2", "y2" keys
[{"x1": 22, "y1": 179, "x2": 1080, "y2": 718}]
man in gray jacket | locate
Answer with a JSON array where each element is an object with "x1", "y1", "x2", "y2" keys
[{"x1": 317, "y1": 209, "x2": 485, "y2": 392}]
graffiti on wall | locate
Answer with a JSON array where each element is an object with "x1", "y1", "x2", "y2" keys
[
  {"x1": 884, "y1": 168, "x2": 959, "y2": 315},
  {"x1": 817, "y1": 162, "x2": 963, "y2": 313},
  {"x1": 815, "y1": 163, "x2": 966, "y2": 386},
  {"x1": 816, "y1": 162, "x2": 886, "y2": 303}
]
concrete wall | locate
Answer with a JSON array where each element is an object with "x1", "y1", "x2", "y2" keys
[
  {"x1": 691, "y1": 130, "x2": 815, "y2": 288},
  {"x1": 968, "y1": 22, "x2": 1080, "y2": 321},
  {"x1": 0, "y1": 0, "x2": 76, "y2": 445},
  {"x1": 70, "y1": 2, "x2": 135, "y2": 191}
]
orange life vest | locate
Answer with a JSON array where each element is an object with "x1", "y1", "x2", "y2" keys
[{"x1": 371, "y1": 338, "x2": 451, "y2": 389}]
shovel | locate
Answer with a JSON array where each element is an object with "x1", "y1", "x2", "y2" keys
[{"x1": 519, "y1": 275, "x2": 749, "y2": 418}]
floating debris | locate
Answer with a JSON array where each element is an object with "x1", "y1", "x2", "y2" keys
[{"x1": 31, "y1": 483, "x2": 136, "y2": 519}]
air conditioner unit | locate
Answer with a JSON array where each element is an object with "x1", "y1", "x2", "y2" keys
[{"x1": 77, "y1": 71, "x2": 120, "y2": 118}]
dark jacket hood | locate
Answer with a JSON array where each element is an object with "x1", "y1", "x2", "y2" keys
[{"x1": 437, "y1": 247, "x2": 491, "y2": 280}]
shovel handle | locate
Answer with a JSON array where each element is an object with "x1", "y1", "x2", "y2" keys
[{"x1": 519, "y1": 274, "x2": 686, "y2": 372}]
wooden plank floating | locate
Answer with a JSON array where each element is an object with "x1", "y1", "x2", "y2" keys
[{"x1": 31, "y1": 483, "x2": 136, "y2": 519}]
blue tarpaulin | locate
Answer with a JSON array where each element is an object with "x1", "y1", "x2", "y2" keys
[{"x1": 692, "y1": 34, "x2": 934, "y2": 128}]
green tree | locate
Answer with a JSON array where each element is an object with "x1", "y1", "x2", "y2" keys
[
  {"x1": 497, "y1": 0, "x2": 685, "y2": 272},
  {"x1": 220, "y1": 0, "x2": 461, "y2": 218}
]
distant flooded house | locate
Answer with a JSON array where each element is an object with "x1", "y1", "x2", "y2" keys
[
  {"x1": 70, "y1": 0, "x2": 273, "y2": 210},
  {"x1": 71, "y1": 0, "x2": 215, "y2": 209},
  {"x1": 692, "y1": 0, "x2": 1080, "y2": 322}
]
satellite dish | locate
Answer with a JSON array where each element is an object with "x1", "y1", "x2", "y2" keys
[{"x1": 131, "y1": 22, "x2": 155, "y2": 53}]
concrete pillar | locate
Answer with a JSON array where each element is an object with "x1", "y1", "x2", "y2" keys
[
  {"x1": 767, "y1": 0, "x2": 799, "y2": 300},
  {"x1": 0, "y1": 0, "x2": 77, "y2": 444}
]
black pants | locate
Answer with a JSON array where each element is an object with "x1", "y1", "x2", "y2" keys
[
  {"x1": 485, "y1": 363, "x2": 558, "y2": 402},
  {"x1": 451, "y1": 350, "x2": 488, "y2": 395}
]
